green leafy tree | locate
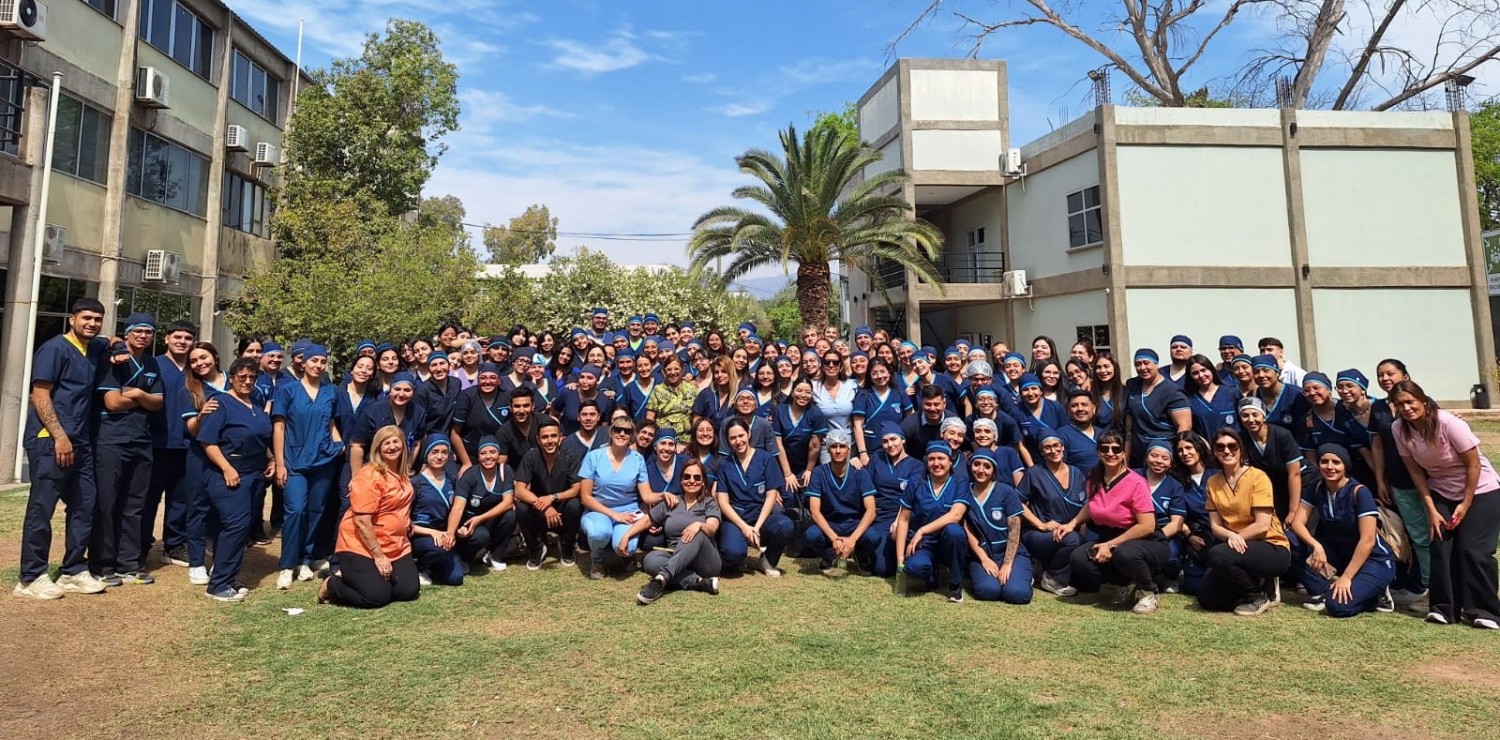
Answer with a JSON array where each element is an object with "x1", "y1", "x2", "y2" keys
[
  {"x1": 419, "y1": 195, "x2": 467, "y2": 231},
  {"x1": 484, "y1": 204, "x2": 559, "y2": 264},
  {"x1": 280, "y1": 18, "x2": 460, "y2": 222},
  {"x1": 761, "y1": 281, "x2": 840, "y2": 344},
  {"x1": 809, "y1": 101, "x2": 860, "y2": 145},
  {"x1": 688, "y1": 125, "x2": 943, "y2": 332},
  {"x1": 1474, "y1": 98, "x2": 1500, "y2": 231}
]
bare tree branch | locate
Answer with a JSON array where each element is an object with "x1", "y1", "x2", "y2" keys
[
  {"x1": 1332, "y1": 0, "x2": 1406, "y2": 108},
  {"x1": 1371, "y1": 43, "x2": 1500, "y2": 108}
]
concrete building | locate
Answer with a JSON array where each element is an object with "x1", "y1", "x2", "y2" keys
[
  {"x1": 0, "y1": 0, "x2": 306, "y2": 478},
  {"x1": 845, "y1": 58, "x2": 1496, "y2": 406}
]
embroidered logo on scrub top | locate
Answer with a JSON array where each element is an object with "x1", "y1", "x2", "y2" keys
[
  {"x1": 990, "y1": 508, "x2": 1004, "y2": 521},
  {"x1": 898, "y1": 480, "x2": 907, "y2": 491},
  {"x1": 755, "y1": 482, "x2": 765, "y2": 496}
]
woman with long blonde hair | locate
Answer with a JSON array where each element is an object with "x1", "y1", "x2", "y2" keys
[{"x1": 318, "y1": 425, "x2": 420, "y2": 608}]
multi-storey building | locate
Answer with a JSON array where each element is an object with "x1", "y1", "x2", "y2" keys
[
  {"x1": 845, "y1": 58, "x2": 1495, "y2": 406},
  {"x1": 0, "y1": 0, "x2": 306, "y2": 478}
]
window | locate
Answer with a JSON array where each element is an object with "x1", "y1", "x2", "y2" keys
[
  {"x1": 115, "y1": 285, "x2": 195, "y2": 349},
  {"x1": 1067, "y1": 185, "x2": 1103, "y2": 249},
  {"x1": 231, "y1": 50, "x2": 280, "y2": 122},
  {"x1": 34, "y1": 275, "x2": 99, "y2": 350},
  {"x1": 138, "y1": 0, "x2": 214, "y2": 78},
  {"x1": 127, "y1": 128, "x2": 209, "y2": 216},
  {"x1": 222, "y1": 171, "x2": 270, "y2": 238},
  {"x1": 83, "y1": 0, "x2": 117, "y2": 17},
  {"x1": 967, "y1": 227, "x2": 985, "y2": 248},
  {"x1": 51, "y1": 93, "x2": 111, "y2": 184},
  {"x1": 1076, "y1": 324, "x2": 1111, "y2": 355}
]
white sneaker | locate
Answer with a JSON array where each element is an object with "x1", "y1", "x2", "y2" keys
[
  {"x1": 12, "y1": 574, "x2": 64, "y2": 600},
  {"x1": 757, "y1": 557, "x2": 781, "y2": 578},
  {"x1": 296, "y1": 565, "x2": 315, "y2": 582},
  {"x1": 486, "y1": 555, "x2": 508, "y2": 572},
  {"x1": 56, "y1": 572, "x2": 107, "y2": 594},
  {"x1": 275, "y1": 569, "x2": 294, "y2": 590},
  {"x1": 310, "y1": 559, "x2": 330, "y2": 573},
  {"x1": 1132, "y1": 591, "x2": 1159, "y2": 614},
  {"x1": 187, "y1": 566, "x2": 210, "y2": 585},
  {"x1": 418, "y1": 571, "x2": 433, "y2": 587}
]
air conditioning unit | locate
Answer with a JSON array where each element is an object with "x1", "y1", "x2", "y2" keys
[
  {"x1": 1001, "y1": 269, "x2": 1029, "y2": 298},
  {"x1": 253, "y1": 142, "x2": 280, "y2": 166},
  {"x1": 0, "y1": 0, "x2": 47, "y2": 41},
  {"x1": 1001, "y1": 147, "x2": 1025, "y2": 177},
  {"x1": 41, "y1": 223, "x2": 63, "y2": 264},
  {"x1": 135, "y1": 66, "x2": 170, "y2": 108},
  {"x1": 225, "y1": 124, "x2": 249, "y2": 151},
  {"x1": 143, "y1": 249, "x2": 182, "y2": 283}
]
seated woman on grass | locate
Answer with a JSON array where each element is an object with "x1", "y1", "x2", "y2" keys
[
  {"x1": 1287, "y1": 444, "x2": 1397, "y2": 617},
  {"x1": 409, "y1": 435, "x2": 466, "y2": 587},
  {"x1": 319, "y1": 425, "x2": 419, "y2": 608},
  {"x1": 620, "y1": 458, "x2": 722, "y2": 604}
]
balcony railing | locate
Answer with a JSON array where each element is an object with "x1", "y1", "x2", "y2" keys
[
  {"x1": 935, "y1": 249, "x2": 1006, "y2": 284},
  {"x1": 0, "y1": 62, "x2": 28, "y2": 157}
]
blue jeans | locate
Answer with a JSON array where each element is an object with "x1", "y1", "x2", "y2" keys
[
  {"x1": 279, "y1": 461, "x2": 336, "y2": 570},
  {"x1": 969, "y1": 547, "x2": 1034, "y2": 603},
  {"x1": 582, "y1": 505, "x2": 643, "y2": 563}
]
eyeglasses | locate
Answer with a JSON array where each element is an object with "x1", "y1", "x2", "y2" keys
[
  {"x1": 1097, "y1": 444, "x2": 1123, "y2": 454},
  {"x1": 1213, "y1": 443, "x2": 1241, "y2": 452},
  {"x1": 681, "y1": 474, "x2": 704, "y2": 481},
  {"x1": 231, "y1": 374, "x2": 257, "y2": 382}
]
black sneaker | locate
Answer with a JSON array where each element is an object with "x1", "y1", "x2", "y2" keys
[
  {"x1": 250, "y1": 528, "x2": 271, "y2": 546},
  {"x1": 560, "y1": 547, "x2": 577, "y2": 567},
  {"x1": 818, "y1": 554, "x2": 837, "y2": 575},
  {"x1": 1303, "y1": 594, "x2": 1326, "y2": 612},
  {"x1": 526, "y1": 544, "x2": 548, "y2": 571},
  {"x1": 164, "y1": 545, "x2": 190, "y2": 567},
  {"x1": 589, "y1": 561, "x2": 605, "y2": 580},
  {"x1": 95, "y1": 572, "x2": 124, "y2": 588},
  {"x1": 637, "y1": 576, "x2": 667, "y2": 605},
  {"x1": 947, "y1": 585, "x2": 964, "y2": 603},
  {"x1": 698, "y1": 576, "x2": 720, "y2": 595},
  {"x1": 1376, "y1": 588, "x2": 1395, "y2": 613}
]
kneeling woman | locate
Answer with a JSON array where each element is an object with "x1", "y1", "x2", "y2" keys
[
  {"x1": 410, "y1": 435, "x2": 466, "y2": 586},
  {"x1": 1198, "y1": 428, "x2": 1292, "y2": 616},
  {"x1": 454, "y1": 436, "x2": 519, "y2": 573},
  {"x1": 1019, "y1": 433, "x2": 1090, "y2": 597},
  {"x1": 962, "y1": 449, "x2": 1032, "y2": 604},
  {"x1": 621, "y1": 458, "x2": 722, "y2": 604},
  {"x1": 895, "y1": 442, "x2": 971, "y2": 602},
  {"x1": 1061, "y1": 431, "x2": 1171, "y2": 614},
  {"x1": 1287, "y1": 444, "x2": 1396, "y2": 616},
  {"x1": 716, "y1": 418, "x2": 794, "y2": 576},
  {"x1": 320, "y1": 425, "x2": 420, "y2": 608}
]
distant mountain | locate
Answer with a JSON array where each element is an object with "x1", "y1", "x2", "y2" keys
[{"x1": 731, "y1": 276, "x2": 791, "y2": 300}]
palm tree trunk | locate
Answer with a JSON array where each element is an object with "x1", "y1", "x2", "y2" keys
[{"x1": 795, "y1": 260, "x2": 832, "y2": 331}]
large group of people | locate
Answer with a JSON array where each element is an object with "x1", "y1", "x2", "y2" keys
[{"x1": 14, "y1": 301, "x2": 1500, "y2": 629}]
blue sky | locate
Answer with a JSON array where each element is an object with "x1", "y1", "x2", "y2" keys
[{"x1": 235, "y1": 0, "x2": 1493, "y2": 290}]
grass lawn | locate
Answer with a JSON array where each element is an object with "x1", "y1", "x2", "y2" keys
[{"x1": 3, "y1": 424, "x2": 1500, "y2": 739}]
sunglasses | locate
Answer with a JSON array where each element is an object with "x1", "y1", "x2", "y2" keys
[
  {"x1": 823, "y1": 359, "x2": 841, "y2": 365},
  {"x1": 610, "y1": 427, "x2": 633, "y2": 435},
  {"x1": 1097, "y1": 444, "x2": 1123, "y2": 454},
  {"x1": 1213, "y1": 443, "x2": 1241, "y2": 451},
  {"x1": 681, "y1": 474, "x2": 704, "y2": 481}
]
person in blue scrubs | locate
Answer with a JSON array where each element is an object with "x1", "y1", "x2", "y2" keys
[
  {"x1": 92, "y1": 312, "x2": 164, "y2": 587},
  {"x1": 319, "y1": 353, "x2": 381, "y2": 571},
  {"x1": 194, "y1": 358, "x2": 273, "y2": 601},
  {"x1": 691, "y1": 355, "x2": 738, "y2": 430},
  {"x1": 450, "y1": 362, "x2": 509, "y2": 471},
  {"x1": 1015, "y1": 373, "x2": 1064, "y2": 460},
  {"x1": 409, "y1": 435, "x2": 465, "y2": 586},
  {"x1": 1019, "y1": 432, "x2": 1091, "y2": 596},
  {"x1": 1123, "y1": 349, "x2": 1192, "y2": 467},
  {"x1": 1252, "y1": 354, "x2": 1308, "y2": 431},
  {"x1": 1057, "y1": 389, "x2": 1101, "y2": 472},
  {"x1": 1287, "y1": 444, "x2": 1396, "y2": 616},
  {"x1": 867, "y1": 422, "x2": 925, "y2": 577},
  {"x1": 349, "y1": 372, "x2": 425, "y2": 471},
  {"x1": 964, "y1": 387, "x2": 1026, "y2": 466},
  {"x1": 454, "y1": 436, "x2": 518, "y2": 572},
  {"x1": 716, "y1": 418, "x2": 795, "y2": 576},
  {"x1": 774, "y1": 377, "x2": 828, "y2": 514},
  {"x1": 144, "y1": 319, "x2": 197, "y2": 573},
  {"x1": 718, "y1": 389, "x2": 779, "y2": 457},
  {"x1": 579, "y1": 417, "x2": 653, "y2": 579},
  {"x1": 804, "y1": 429, "x2": 878, "y2": 574},
  {"x1": 1137, "y1": 441, "x2": 1189, "y2": 590},
  {"x1": 1184, "y1": 354, "x2": 1239, "y2": 440},
  {"x1": 562, "y1": 400, "x2": 607, "y2": 457},
  {"x1": 1297, "y1": 371, "x2": 1369, "y2": 465},
  {"x1": 852, "y1": 359, "x2": 910, "y2": 468},
  {"x1": 968, "y1": 418, "x2": 1026, "y2": 487},
  {"x1": 1172, "y1": 432, "x2": 1217, "y2": 596},
  {"x1": 271, "y1": 344, "x2": 343, "y2": 590},
  {"x1": 416, "y1": 351, "x2": 463, "y2": 439},
  {"x1": 552, "y1": 363, "x2": 615, "y2": 435},
  {"x1": 894, "y1": 441, "x2": 971, "y2": 602},
  {"x1": 16, "y1": 298, "x2": 112, "y2": 600},
  {"x1": 961, "y1": 448, "x2": 1032, "y2": 604}
]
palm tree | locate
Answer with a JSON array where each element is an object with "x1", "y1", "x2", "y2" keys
[{"x1": 687, "y1": 124, "x2": 944, "y2": 331}]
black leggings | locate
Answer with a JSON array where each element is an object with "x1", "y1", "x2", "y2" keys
[
  {"x1": 1197, "y1": 540, "x2": 1291, "y2": 611},
  {"x1": 326, "y1": 552, "x2": 419, "y2": 609},
  {"x1": 1430, "y1": 493, "x2": 1500, "y2": 623},
  {"x1": 1069, "y1": 530, "x2": 1170, "y2": 594}
]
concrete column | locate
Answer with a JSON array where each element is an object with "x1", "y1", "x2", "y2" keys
[
  {"x1": 1278, "y1": 108, "x2": 1318, "y2": 369},
  {"x1": 998, "y1": 182, "x2": 1016, "y2": 344},
  {"x1": 95, "y1": 0, "x2": 141, "y2": 331},
  {"x1": 1095, "y1": 105, "x2": 1129, "y2": 353},
  {"x1": 1453, "y1": 110, "x2": 1499, "y2": 406},
  {"x1": 197, "y1": 12, "x2": 234, "y2": 336},
  {"x1": 0, "y1": 85, "x2": 53, "y2": 482}
]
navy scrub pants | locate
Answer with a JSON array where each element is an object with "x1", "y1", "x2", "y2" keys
[
  {"x1": 968, "y1": 546, "x2": 1034, "y2": 603},
  {"x1": 184, "y1": 452, "x2": 214, "y2": 568},
  {"x1": 717, "y1": 507, "x2": 794, "y2": 570},
  {"x1": 1021, "y1": 528, "x2": 1092, "y2": 586},
  {"x1": 902, "y1": 523, "x2": 966, "y2": 588},
  {"x1": 142, "y1": 446, "x2": 189, "y2": 553},
  {"x1": 457, "y1": 509, "x2": 519, "y2": 563},
  {"x1": 1301, "y1": 553, "x2": 1395, "y2": 618},
  {"x1": 279, "y1": 460, "x2": 337, "y2": 570},
  {"x1": 206, "y1": 471, "x2": 260, "y2": 595},
  {"x1": 868, "y1": 515, "x2": 899, "y2": 577},
  {"x1": 803, "y1": 519, "x2": 881, "y2": 562},
  {"x1": 411, "y1": 534, "x2": 465, "y2": 585},
  {"x1": 92, "y1": 443, "x2": 153, "y2": 575},
  {"x1": 21, "y1": 438, "x2": 97, "y2": 582}
]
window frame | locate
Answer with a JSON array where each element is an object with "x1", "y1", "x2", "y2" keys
[
  {"x1": 230, "y1": 50, "x2": 281, "y2": 123},
  {"x1": 221, "y1": 169, "x2": 270, "y2": 238},
  {"x1": 1066, "y1": 185, "x2": 1104, "y2": 251},
  {"x1": 138, "y1": 0, "x2": 215, "y2": 80},
  {"x1": 50, "y1": 92, "x2": 112, "y2": 185},
  {"x1": 82, "y1": 0, "x2": 118, "y2": 19},
  {"x1": 127, "y1": 127, "x2": 210, "y2": 217}
]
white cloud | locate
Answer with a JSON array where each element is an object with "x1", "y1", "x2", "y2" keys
[
  {"x1": 705, "y1": 56, "x2": 881, "y2": 117},
  {"x1": 682, "y1": 72, "x2": 717, "y2": 84},
  {"x1": 542, "y1": 31, "x2": 653, "y2": 74},
  {"x1": 708, "y1": 101, "x2": 772, "y2": 117},
  {"x1": 461, "y1": 89, "x2": 569, "y2": 122}
]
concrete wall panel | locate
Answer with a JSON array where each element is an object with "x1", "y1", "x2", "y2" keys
[
  {"x1": 911, "y1": 129, "x2": 1003, "y2": 172},
  {"x1": 1125, "y1": 288, "x2": 1303, "y2": 366},
  {"x1": 1013, "y1": 291, "x2": 1108, "y2": 351},
  {"x1": 858, "y1": 77, "x2": 899, "y2": 143},
  {"x1": 1313, "y1": 288, "x2": 1480, "y2": 402},
  {"x1": 1005, "y1": 152, "x2": 1103, "y2": 280},
  {"x1": 909, "y1": 69, "x2": 1000, "y2": 122},
  {"x1": 1301, "y1": 148, "x2": 1466, "y2": 267}
]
